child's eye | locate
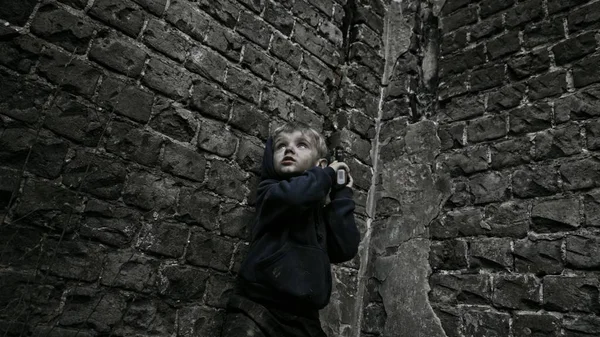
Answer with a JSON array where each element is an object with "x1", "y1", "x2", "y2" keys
[{"x1": 298, "y1": 142, "x2": 308, "y2": 148}]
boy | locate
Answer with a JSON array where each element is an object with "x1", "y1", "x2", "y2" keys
[{"x1": 222, "y1": 122, "x2": 360, "y2": 337}]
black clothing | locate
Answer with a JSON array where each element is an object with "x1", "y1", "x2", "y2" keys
[{"x1": 237, "y1": 137, "x2": 360, "y2": 312}]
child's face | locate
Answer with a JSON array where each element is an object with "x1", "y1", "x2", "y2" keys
[{"x1": 273, "y1": 131, "x2": 321, "y2": 177}]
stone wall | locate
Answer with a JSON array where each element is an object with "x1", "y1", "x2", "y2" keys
[{"x1": 0, "y1": 0, "x2": 383, "y2": 336}]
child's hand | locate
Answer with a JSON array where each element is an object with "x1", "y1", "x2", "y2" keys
[{"x1": 328, "y1": 161, "x2": 353, "y2": 188}]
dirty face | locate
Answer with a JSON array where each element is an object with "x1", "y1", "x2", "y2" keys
[{"x1": 273, "y1": 131, "x2": 321, "y2": 177}]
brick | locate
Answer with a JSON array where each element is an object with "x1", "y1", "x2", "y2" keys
[
  {"x1": 45, "y1": 93, "x2": 108, "y2": 146},
  {"x1": 586, "y1": 119, "x2": 600, "y2": 150},
  {"x1": 354, "y1": 6, "x2": 383, "y2": 34},
  {"x1": 507, "y1": 49, "x2": 550, "y2": 80},
  {"x1": 63, "y1": 151, "x2": 128, "y2": 200},
  {"x1": 467, "y1": 114, "x2": 507, "y2": 143},
  {"x1": 97, "y1": 76, "x2": 154, "y2": 123},
  {"x1": 440, "y1": 29, "x2": 468, "y2": 55},
  {"x1": 441, "y1": 0, "x2": 471, "y2": 15},
  {"x1": 230, "y1": 102, "x2": 270, "y2": 139},
  {"x1": 220, "y1": 204, "x2": 253, "y2": 239},
  {"x1": 260, "y1": 86, "x2": 295, "y2": 118},
  {"x1": 462, "y1": 309, "x2": 510, "y2": 337},
  {"x1": 567, "y1": 234, "x2": 600, "y2": 269},
  {"x1": 292, "y1": 0, "x2": 322, "y2": 27},
  {"x1": 162, "y1": 142, "x2": 206, "y2": 182},
  {"x1": 555, "y1": 87, "x2": 600, "y2": 121},
  {"x1": 332, "y1": 3, "x2": 344, "y2": 24},
  {"x1": 479, "y1": 0, "x2": 514, "y2": 17},
  {"x1": 30, "y1": 4, "x2": 95, "y2": 54},
  {"x1": 319, "y1": 20, "x2": 343, "y2": 47},
  {"x1": 470, "y1": 63, "x2": 505, "y2": 92},
  {"x1": 431, "y1": 208, "x2": 483, "y2": 239},
  {"x1": 0, "y1": 167, "x2": 19, "y2": 211},
  {"x1": 142, "y1": 57, "x2": 193, "y2": 100},
  {"x1": 81, "y1": 199, "x2": 142, "y2": 247},
  {"x1": 197, "y1": 0, "x2": 240, "y2": 28},
  {"x1": 430, "y1": 240, "x2": 468, "y2": 270},
  {"x1": 271, "y1": 32, "x2": 303, "y2": 69},
  {"x1": 563, "y1": 316, "x2": 600, "y2": 337},
  {"x1": 106, "y1": 120, "x2": 164, "y2": 166},
  {"x1": 439, "y1": 95, "x2": 485, "y2": 122},
  {"x1": 149, "y1": 100, "x2": 197, "y2": 143},
  {"x1": 560, "y1": 157, "x2": 600, "y2": 190},
  {"x1": 264, "y1": 0, "x2": 294, "y2": 36},
  {"x1": 487, "y1": 31, "x2": 520, "y2": 60},
  {"x1": 0, "y1": 0, "x2": 37, "y2": 25},
  {"x1": 238, "y1": 0, "x2": 264, "y2": 13},
  {"x1": 532, "y1": 197, "x2": 580, "y2": 232},
  {"x1": 303, "y1": 82, "x2": 331, "y2": 115},
  {"x1": 439, "y1": 146, "x2": 488, "y2": 177},
  {"x1": 543, "y1": 276, "x2": 599, "y2": 312},
  {"x1": 275, "y1": 62, "x2": 304, "y2": 99},
  {"x1": 0, "y1": 72, "x2": 51, "y2": 124},
  {"x1": 429, "y1": 274, "x2": 491, "y2": 304},
  {"x1": 143, "y1": 18, "x2": 190, "y2": 62},
  {"x1": 513, "y1": 313, "x2": 560, "y2": 337},
  {"x1": 533, "y1": 123, "x2": 581, "y2": 160},
  {"x1": 59, "y1": 0, "x2": 88, "y2": 9},
  {"x1": 584, "y1": 190, "x2": 600, "y2": 227},
  {"x1": 185, "y1": 44, "x2": 228, "y2": 83},
  {"x1": 441, "y1": 6, "x2": 477, "y2": 33},
  {"x1": 205, "y1": 23, "x2": 244, "y2": 61},
  {"x1": 568, "y1": 1, "x2": 600, "y2": 33},
  {"x1": 362, "y1": 302, "x2": 386, "y2": 335},
  {"x1": 165, "y1": 0, "x2": 210, "y2": 41},
  {"x1": 190, "y1": 80, "x2": 234, "y2": 121},
  {"x1": 439, "y1": 45, "x2": 485, "y2": 78},
  {"x1": 470, "y1": 15, "x2": 504, "y2": 41},
  {"x1": 438, "y1": 73, "x2": 469, "y2": 100},
  {"x1": 491, "y1": 137, "x2": 532, "y2": 169},
  {"x1": 484, "y1": 200, "x2": 530, "y2": 237},
  {"x1": 225, "y1": 67, "x2": 263, "y2": 103},
  {"x1": 0, "y1": 35, "x2": 43, "y2": 74},
  {"x1": 439, "y1": 122, "x2": 466, "y2": 150},
  {"x1": 547, "y1": 0, "x2": 590, "y2": 14},
  {"x1": 487, "y1": 84, "x2": 525, "y2": 113},
  {"x1": 138, "y1": 222, "x2": 188, "y2": 257},
  {"x1": 293, "y1": 22, "x2": 340, "y2": 67},
  {"x1": 90, "y1": 32, "x2": 147, "y2": 76},
  {"x1": 186, "y1": 230, "x2": 234, "y2": 272},
  {"x1": 132, "y1": 0, "x2": 167, "y2": 16},
  {"x1": 470, "y1": 237, "x2": 512, "y2": 270},
  {"x1": 206, "y1": 159, "x2": 248, "y2": 200},
  {"x1": 122, "y1": 171, "x2": 179, "y2": 211},
  {"x1": 514, "y1": 239, "x2": 563, "y2": 275},
  {"x1": 445, "y1": 178, "x2": 473, "y2": 207},
  {"x1": 101, "y1": 252, "x2": 158, "y2": 292},
  {"x1": 205, "y1": 274, "x2": 236, "y2": 308},
  {"x1": 432, "y1": 306, "x2": 460, "y2": 337},
  {"x1": 553, "y1": 32, "x2": 597, "y2": 66},
  {"x1": 382, "y1": 97, "x2": 411, "y2": 120},
  {"x1": 46, "y1": 241, "x2": 107, "y2": 282},
  {"x1": 197, "y1": 117, "x2": 238, "y2": 157},
  {"x1": 349, "y1": 42, "x2": 384, "y2": 75},
  {"x1": 512, "y1": 165, "x2": 559, "y2": 198},
  {"x1": 38, "y1": 49, "x2": 101, "y2": 98},
  {"x1": 307, "y1": 0, "x2": 334, "y2": 15},
  {"x1": 470, "y1": 171, "x2": 509, "y2": 205},
  {"x1": 293, "y1": 103, "x2": 324, "y2": 130},
  {"x1": 523, "y1": 20, "x2": 565, "y2": 48},
  {"x1": 573, "y1": 55, "x2": 600, "y2": 88},
  {"x1": 241, "y1": 44, "x2": 277, "y2": 81},
  {"x1": 236, "y1": 11, "x2": 272, "y2": 49},
  {"x1": 509, "y1": 103, "x2": 552, "y2": 134},
  {"x1": 12, "y1": 179, "x2": 82, "y2": 230},
  {"x1": 0, "y1": 128, "x2": 68, "y2": 179},
  {"x1": 178, "y1": 186, "x2": 220, "y2": 230},
  {"x1": 529, "y1": 71, "x2": 567, "y2": 100},
  {"x1": 506, "y1": 0, "x2": 543, "y2": 27},
  {"x1": 158, "y1": 265, "x2": 209, "y2": 300},
  {"x1": 179, "y1": 306, "x2": 225, "y2": 337},
  {"x1": 493, "y1": 275, "x2": 541, "y2": 309},
  {"x1": 89, "y1": 0, "x2": 146, "y2": 38}
]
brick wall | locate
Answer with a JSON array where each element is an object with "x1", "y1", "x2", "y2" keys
[
  {"x1": 0, "y1": 0, "x2": 384, "y2": 336},
  {"x1": 430, "y1": 0, "x2": 600, "y2": 336}
]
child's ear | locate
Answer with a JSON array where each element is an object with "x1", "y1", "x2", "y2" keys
[{"x1": 315, "y1": 158, "x2": 328, "y2": 168}]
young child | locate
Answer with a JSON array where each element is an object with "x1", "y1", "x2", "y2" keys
[{"x1": 222, "y1": 122, "x2": 360, "y2": 337}]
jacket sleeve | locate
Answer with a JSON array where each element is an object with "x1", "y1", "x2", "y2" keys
[
  {"x1": 254, "y1": 167, "x2": 336, "y2": 234},
  {"x1": 324, "y1": 187, "x2": 360, "y2": 263}
]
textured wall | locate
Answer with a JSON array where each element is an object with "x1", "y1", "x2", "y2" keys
[
  {"x1": 0, "y1": 0, "x2": 383, "y2": 336},
  {"x1": 430, "y1": 0, "x2": 600, "y2": 336}
]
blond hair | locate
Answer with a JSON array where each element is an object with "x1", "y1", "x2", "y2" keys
[{"x1": 272, "y1": 122, "x2": 328, "y2": 160}]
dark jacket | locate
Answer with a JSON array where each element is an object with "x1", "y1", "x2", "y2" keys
[{"x1": 237, "y1": 137, "x2": 360, "y2": 313}]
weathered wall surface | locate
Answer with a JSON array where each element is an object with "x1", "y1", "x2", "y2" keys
[
  {"x1": 430, "y1": 0, "x2": 600, "y2": 336},
  {"x1": 0, "y1": 0, "x2": 383, "y2": 336}
]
